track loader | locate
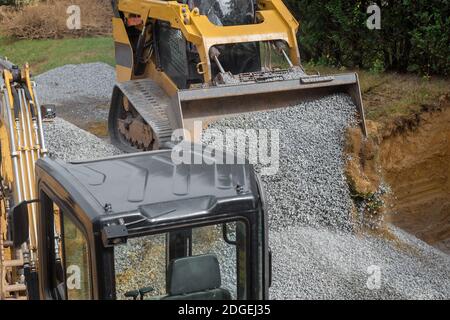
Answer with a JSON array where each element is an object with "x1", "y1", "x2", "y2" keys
[
  {"x1": 0, "y1": 58, "x2": 270, "y2": 300},
  {"x1": 109, "y1": 0, "x2": 367, "y2": 152}
]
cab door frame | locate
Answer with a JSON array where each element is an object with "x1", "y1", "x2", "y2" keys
[{"x1": 37, "y1": 181, "x2": 98, "y2": 300}]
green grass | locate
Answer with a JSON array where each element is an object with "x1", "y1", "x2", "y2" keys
[{"x1": 0, "y1": 36, "x2": 115, "y2": 75}]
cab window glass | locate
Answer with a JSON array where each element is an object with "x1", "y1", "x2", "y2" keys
[
  {"x1": 114, "y1": 233, "x2": 167, "y2": 299},
  {"x1": 191, "y1": 223, "x2": 243, "y2": 299},
  {"x1": 114, "y1": 221, "x2": 247, "y2": 300},
  {"x1": 45, "y1": 194, "x2": 92, "y2": 300},
  {"x1": 62, "y1": 215, "x2": 92, "y2": 300}
]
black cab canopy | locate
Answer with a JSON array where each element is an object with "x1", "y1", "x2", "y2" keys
[{"x1": 35, "y1": 150, "x2": 262, "y2": 238}]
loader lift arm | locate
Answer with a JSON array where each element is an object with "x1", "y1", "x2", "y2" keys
[{"x1": 114, "y1": 0, "x2": 300, "y2": 83}]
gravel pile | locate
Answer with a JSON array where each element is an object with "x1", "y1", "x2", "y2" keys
[
  {"x1": 37, "y1": 63, "x2": 449, "y2": 300},
  {"x1": 205, "y1": 94, "x2": 357, "y2": 231},
  {"x1": 270, "y1": 225, "x2": 450, "y2": 299},
  {"x1": 206, "y1": 93, "x2": 450, "y2": 299},
  {"x1": 43, "y1": 117, "x2": 120, "y2": 161},
  {"x1": 35, "y1": 63, "x2": 116, "y2": 105},
  {"x1": 35, "y1": 63, "x2": 116, "y2": 130}
]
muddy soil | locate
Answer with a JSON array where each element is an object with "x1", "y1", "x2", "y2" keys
[
  {"x1": 379, "y1": 103, "x2": 450, "y2": 254},
  {"x1": 51, "y1": 99, "x2": 110, "y2": 140}
]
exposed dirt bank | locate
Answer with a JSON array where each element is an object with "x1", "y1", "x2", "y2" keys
[
  {"x1": 346, "y1": 95, "x2": 450, "y2": 254},
  {"x1": 380, "y1": 97, "x2": 450, "y2": 254}
]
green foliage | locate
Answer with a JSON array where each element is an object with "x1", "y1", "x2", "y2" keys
[
  {"x1": 0, "y1": 0, "x2": 35, "y2": 5},
  {"x1": 284, "y1": 0, "x2": 450, "y2": 76}
]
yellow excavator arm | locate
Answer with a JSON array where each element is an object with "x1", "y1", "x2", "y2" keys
[{"x1": 0, "y1": 58, "x2": 47, "y2": 300}]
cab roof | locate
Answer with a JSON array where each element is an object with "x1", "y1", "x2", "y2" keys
[{"x1": 36, "y1": 150, "x2": 261, "y2": 234}]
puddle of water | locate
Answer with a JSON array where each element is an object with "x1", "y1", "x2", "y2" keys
[{"x1": 85, "y1": 120, "x2": 109, "y2": 138}]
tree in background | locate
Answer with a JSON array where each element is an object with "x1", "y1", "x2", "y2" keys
[
  {"x1": 285, "y1": 0, "x2": 450, "y2": 76},
  {"x1": 1, "y1": 0, "x2": 448, "y2": 75},
  {"x1": 0, "y1": 0, "x2": 36, "y2": 5}
]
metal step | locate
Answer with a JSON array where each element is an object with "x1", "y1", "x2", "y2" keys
[
  {"x1": 5, "y1": 296, "x2": 27, "y2": 300},
  {"x1": 4, "y1": 284, "x2": 27, "y2": 293},
  {"x1": 3, "y1": 259, "x2": 24, "y2": 268}
]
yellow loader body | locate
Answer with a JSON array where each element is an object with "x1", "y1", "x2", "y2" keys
[{"x1": 109, "y1": 0, "x2": 366, "y2": 152}]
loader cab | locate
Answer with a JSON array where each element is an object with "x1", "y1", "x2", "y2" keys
[
  {"x1": 151, "y1": 0, "x2": 260, "y2": 89},
  {"x1": 187, "y1": 0, "x2": 256, "y2": 26},
  {"x1": 34, "y1": 150, "x2": 270, "y2": 300}
]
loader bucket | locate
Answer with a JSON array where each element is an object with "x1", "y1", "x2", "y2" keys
[{"x1": 177, "y1": 73, "x2": 367, "y2": 142}]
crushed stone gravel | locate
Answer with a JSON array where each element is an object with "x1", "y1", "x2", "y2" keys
[
  {"x1": 35, "y1": 63, "x2": 116, "y2": 105},
  {"x1": 38, "y1": 63, "x2": 450, "y2": 300},
  {"x1": 270, "y1": 225, "x2": 450, "y2": 299},
  {"x1": 204, "y1": 94, "x2": 357, "y2": 231},
  {"x1": 205, "y1": 93, "x2": 450, "y2": 299},
  {"x1": 43, "y1": 117, "x2": 120, "y2": 161}
]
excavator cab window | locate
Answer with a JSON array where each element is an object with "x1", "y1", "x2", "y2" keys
[
  {"x1": 39, "y1": 192, "x2": 93, "y2": 300},
  {"x1": 60, "y1": 215, "x2": 92, "y2": 300},
  {"x1": 114, "y1": 221, "x2": 248, "y2": 300}
]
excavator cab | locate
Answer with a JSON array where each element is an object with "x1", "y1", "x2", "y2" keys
[
  {"x1": 30, "y1": 150, "x2": 269, "y2": 300},
  {"x1": 1, "y1": 57, "x2": 269, "y2": 300}
]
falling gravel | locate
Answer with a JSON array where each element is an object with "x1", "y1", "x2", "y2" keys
[
  {"x1": 205, "y1": 93, "x2": 450, "y2": 299},
  {"x1": 205, "y1": 94, "x2": 357, "y2": 231}
]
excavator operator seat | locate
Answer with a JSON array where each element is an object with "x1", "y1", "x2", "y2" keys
[{"x1": 163, "y1": 254, "x2": 232, "y2": 300}]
